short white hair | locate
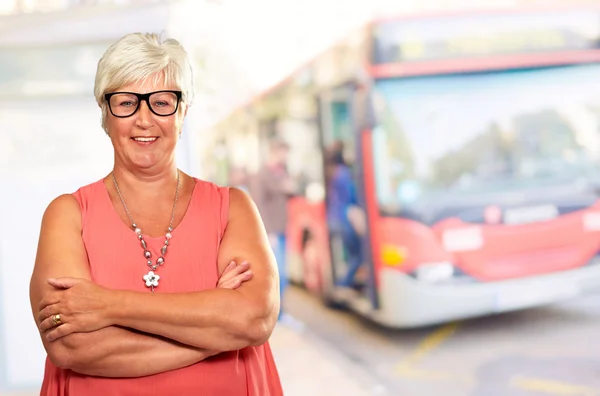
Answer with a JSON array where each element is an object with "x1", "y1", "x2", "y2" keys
[{"x1": 94, "y1": 32, "x2": 194, "y2": 131}]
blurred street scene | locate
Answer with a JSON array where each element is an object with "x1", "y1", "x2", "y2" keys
[{"x1": 3, "y1": 0, "x2": 600, "y2": 395}]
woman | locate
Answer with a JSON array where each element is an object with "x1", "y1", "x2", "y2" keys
[{"x1": 29, "y1": 32, "x2": 282, "y2": 395}]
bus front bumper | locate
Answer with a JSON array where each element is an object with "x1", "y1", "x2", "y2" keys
[{"x1": 372, "y1": 264, "x2": 600, "y2": 329}]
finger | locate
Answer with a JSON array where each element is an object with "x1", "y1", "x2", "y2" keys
[
  {"x1": 223, "y1": 261, "x2": 250, "y2": 277},
  {"x1": 46, "y1": 323, "x2": 75, "y2": 342},
  {"x1": 47, "y1": 277, "x2": 81, "y2": 289},
  {"x1": 220, "y1": 271, "x2": 253, "y2": 289},
  {"x1": 220, "y1": 278, "x2": 242, "y2": 290},
  {"x1": 217, "y1": 261, "x2": 249, "y2": 285},
  {"x1": 240, "y1": 270, "x2": 253, "y2": 281},
  {"x1": 219, "y1": 261, "x2": 236, "y2": 276},
  {"x1": 38, "y1": 292, "x2": 62, "y2": 312},
  {"x1": 38, "y1": 303, "x2": 61, "y2": 325},
  {"x1": 217, "y1": 261, "x2": 238, "y2": 285},
  {"x1": 39, "y1": 313, "x2": 66, "y2": 333},
  {"x1": 230, "y1": 271, "x2": 253, "y2": 288}
]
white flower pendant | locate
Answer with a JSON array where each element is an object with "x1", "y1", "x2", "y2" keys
[{"x1": 143, "y1": 271, "x2": 160, "y2": 292}]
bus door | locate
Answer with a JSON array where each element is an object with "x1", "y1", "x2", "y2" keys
[{"x1": 319, "y1": 84, "x2": 377, "y2": 308}]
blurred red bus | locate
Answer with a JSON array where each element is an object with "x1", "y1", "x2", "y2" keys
[{"x1": 202, "y1": 6, "x2": 600, "y2": 328}]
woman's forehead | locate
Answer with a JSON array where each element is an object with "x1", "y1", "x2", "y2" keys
[{"x1": 116, "y1": 75, "x2": 178, "y2": 93}]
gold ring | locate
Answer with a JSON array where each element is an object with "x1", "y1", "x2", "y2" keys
[{"x1": 51, "y1": 314, "x2": 62, "y2": 327}]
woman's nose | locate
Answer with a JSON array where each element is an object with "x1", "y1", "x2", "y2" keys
[{"x1": 136, "y1": 100, "x2": 154, "y2": 127}]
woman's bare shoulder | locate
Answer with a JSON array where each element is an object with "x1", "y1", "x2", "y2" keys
[
  {"x1": 42, "y1": 194, "x2": 82, "y2": 228},
  {"x1": 228, "y1": 187, "x2": 259, "y2": 218}
]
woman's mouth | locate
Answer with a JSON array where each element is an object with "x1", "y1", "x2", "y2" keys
[{"x1": 132, "y1": 136, "x2": 158, "y2": 145}]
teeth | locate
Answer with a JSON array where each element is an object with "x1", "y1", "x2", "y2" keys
[{"x1": 134, "y1": 137, "x2": 157, "y2": 142}]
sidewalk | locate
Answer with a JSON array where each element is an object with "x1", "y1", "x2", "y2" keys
[{"x1": 269, "y1": 318, "x2": 380, "y2": 396}]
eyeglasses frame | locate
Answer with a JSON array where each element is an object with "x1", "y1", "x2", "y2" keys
[{"x1": 104, "y1": 90, "x2": 183, "y2": 118}]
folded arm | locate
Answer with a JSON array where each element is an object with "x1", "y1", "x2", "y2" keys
[
  {"x1": 39, "y1": 188, "x2": 280, "y2": 353},
  {"x1": 55, "y1": 326, "x2": 216, "y2": 377},
  {"x1": 103, "y1": 188, "x2": 279, "y2": 351},
  {"x1": 30, "y1": 194, "x2": 216, "y2": 377}
]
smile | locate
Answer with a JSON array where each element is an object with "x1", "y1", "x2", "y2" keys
[{"x1": 132, "y1": 137, "x2": 158, "y2": 143}]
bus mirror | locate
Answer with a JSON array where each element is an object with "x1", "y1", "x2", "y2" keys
[{"x1": 305, "y1": 182, "x2": 325, "y2": 203}]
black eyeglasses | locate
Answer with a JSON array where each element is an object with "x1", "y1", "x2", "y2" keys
[{"x1": 104, "y1": 90, "x2": 183, "y2": 118}]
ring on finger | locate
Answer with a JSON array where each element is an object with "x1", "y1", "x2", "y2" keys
[{"x1": 51, "y1": 314, "x2": 62, "y2": 327}]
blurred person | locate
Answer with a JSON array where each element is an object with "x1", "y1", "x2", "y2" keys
[
  {"x1": 325, "y1": 141, "x2": 365, "y2": 289},
  {"x1": 29, "y1": 33, "x2": 282, "y2": 396},
  {"x1": 254, "y1": 138, "x2": 295, "y2": 320}
]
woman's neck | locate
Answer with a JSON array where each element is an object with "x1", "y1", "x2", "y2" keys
[{"x1": 110, "y1": 164, "x2": 180, "y2": 198}]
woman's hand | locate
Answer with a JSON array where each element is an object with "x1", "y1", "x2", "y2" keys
[
  {"x1": 38, "y1": 278, "x2": 112, "y2": 342},
  {"x1": 217, "y1": 260, "x2": 253, "y2": 289},
  {"x1": 37, "y1": 261, "x2": 252, "y2": 342}
]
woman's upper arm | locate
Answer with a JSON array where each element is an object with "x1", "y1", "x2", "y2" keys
[
  {"x1": 30, "y1": 194, "x2": 91, "y2": 361},
  {"x1": 216, "y1": 188, "x2": 279, "y2": 328}
]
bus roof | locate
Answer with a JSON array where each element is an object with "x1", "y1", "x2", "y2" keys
[{"x1": 209, "y1": 4, "x2": 600, "y2": 127}]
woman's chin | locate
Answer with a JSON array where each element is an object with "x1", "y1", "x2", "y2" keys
[{"x1": 128, "y1": 156, "x2": 164, "y2": 170}]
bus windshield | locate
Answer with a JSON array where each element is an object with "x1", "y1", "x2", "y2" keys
[{"x1": 371, "y1": 64, "x2": 600, "y2": 225}]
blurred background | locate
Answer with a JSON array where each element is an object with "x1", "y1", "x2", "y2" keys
[{"x1": 2, "y1": 0, "x2": 600, "y2": 395}]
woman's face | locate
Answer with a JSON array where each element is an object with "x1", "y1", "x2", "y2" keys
[{"x1": 104, "y1": 75, "x2": 187, "y2": 172}]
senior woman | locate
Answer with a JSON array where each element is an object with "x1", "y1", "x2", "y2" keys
[{"x1": 29, "y1": 32, "x2": 282, "y2": 395}]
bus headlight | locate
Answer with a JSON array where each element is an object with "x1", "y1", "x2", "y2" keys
[{"x1": 381, "y1": 244, "x2": 408, "y2": 267}]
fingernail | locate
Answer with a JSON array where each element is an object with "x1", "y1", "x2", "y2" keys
[{"x1": 245, "y1": 270, "x2": 253, "y2": 277}]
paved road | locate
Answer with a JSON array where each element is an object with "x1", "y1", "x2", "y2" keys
[{"x1": 285, "y1": 286, "x2": 600, "y2": 396}]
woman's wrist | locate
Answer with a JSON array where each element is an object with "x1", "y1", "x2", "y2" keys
[{"x1": 104, "y1": 288, "x2": 128, "y2": 327}]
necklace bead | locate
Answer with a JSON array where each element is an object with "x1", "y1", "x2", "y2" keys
[{"x1": 111, "y1": 170, "x2": 180, "y2": 292}]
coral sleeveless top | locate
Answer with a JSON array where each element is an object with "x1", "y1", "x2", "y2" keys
[{"x1": 40, "y1": 178, "x2": 283, "y2": 396}]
